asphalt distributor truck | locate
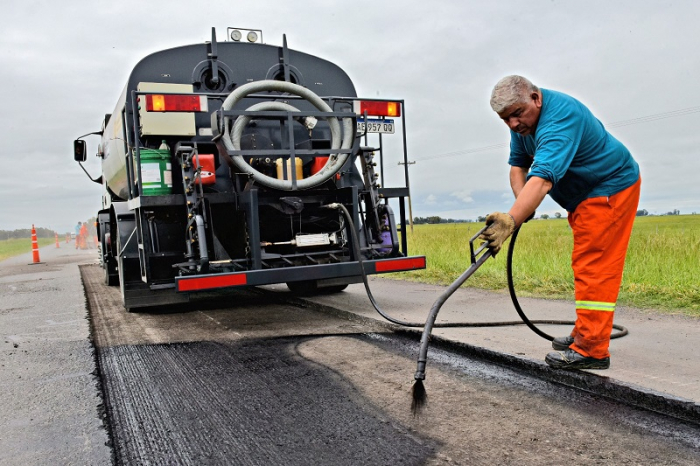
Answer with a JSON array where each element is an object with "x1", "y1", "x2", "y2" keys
[{"x1": 74, "y1": 28, "x2": 425, "y2": 311}]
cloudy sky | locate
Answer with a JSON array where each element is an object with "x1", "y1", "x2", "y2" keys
[{"x1": 1, "y1": 0, "x2": 698, "y2": 232}]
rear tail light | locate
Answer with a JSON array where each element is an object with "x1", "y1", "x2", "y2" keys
[
  {"x1": 178, "y1": 273, "x2": 247, "y2": 292},
  {"x1": 375, "y1": 257, "x2": 425, "y2": 272},
  {"x1": 143, "y1": 94, "x2": 208, "y2": 112},
  {"x1": 354, "y1": 100, "x2": 401, "y2": 117}
]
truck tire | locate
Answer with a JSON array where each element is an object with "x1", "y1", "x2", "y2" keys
[
  {"x1": 104, "y1": 258, "x2": 119, "y2": 286},
  {"x1": 321, "y1": 284, "x2": 349, "y2": 294},
  {"x1": 286, "y1": 280, "x2": 318, "y2": 295},
  {"x1": 286, "y1": 281, "x2": 348, "y2": 295},
  {"x1": 115, "y1": 215, "x2": 135, "y2": 312}
]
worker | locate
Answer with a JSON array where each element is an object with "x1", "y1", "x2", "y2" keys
[
  {"x1": 75, "y1": 222, "x2": 82, "y2": 249},
  {"x1": 79, "y1": 222, "x2": 88, "y2": 250},
  {"x1": 482, "y1": 75, "x2": 640, "y2": 370}
]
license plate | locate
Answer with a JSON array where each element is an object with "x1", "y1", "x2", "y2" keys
[{"x1": 357, "y1": 118, "x2": 395, "y2": 134}]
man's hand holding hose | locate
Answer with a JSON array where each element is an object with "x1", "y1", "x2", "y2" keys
[{"x1": 480, "y1": 213, "x2": 516, "y2": 254}]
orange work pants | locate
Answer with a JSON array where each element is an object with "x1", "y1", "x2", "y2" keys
[{"x1": 568, "y1": 177, "x2": 641, "y2": 359}]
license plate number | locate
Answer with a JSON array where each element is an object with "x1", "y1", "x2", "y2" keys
[{"x1": 357, "y1": 118, "x2": 395, "y2": 134}]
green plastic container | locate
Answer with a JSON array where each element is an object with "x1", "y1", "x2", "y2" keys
[{"x1": 138, "y1": 149, "x2": 172, "y2": 196}]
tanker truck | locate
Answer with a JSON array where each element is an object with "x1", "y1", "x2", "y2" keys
[{"x1": 74, "y1": 27, "x2": 425, "y2": 312}]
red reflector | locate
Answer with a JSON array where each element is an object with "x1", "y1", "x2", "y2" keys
[
  {"x1": 145, "y1": 94, "x2": 205, "y2": 112},
  {"x1": 355, "y1": 100, "x2": 401, "y2": 117},
  {"x1": 177, "y1": 273, "x2": 247, "y2": 292},
  {"x1": 375, "y1": 257, "x2": 426, "y2": 273}
]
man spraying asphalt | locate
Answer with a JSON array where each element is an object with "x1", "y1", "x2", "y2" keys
[{"x1": 482, "y1": 75, "x2": 641, "y2": 370}]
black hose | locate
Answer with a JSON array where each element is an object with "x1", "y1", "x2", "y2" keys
[
  {"x1": 506, "y1": 226, "x2": 628, "y2": 341},
  {"x1": 324, "y1": 204, "x2": 629, "y2": 414},
  {"x1": 329, "y1": 203, "x2": 625, "y2": 336},
  {"x1": 328, "y1": 203, "x2": 571, "y2": 330}
]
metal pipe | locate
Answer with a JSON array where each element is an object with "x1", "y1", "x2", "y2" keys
[{"x1": 195, "y1": 215, "x2": 209, "y2": 272}]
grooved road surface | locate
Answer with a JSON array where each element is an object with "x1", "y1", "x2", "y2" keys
[{"x1": 81, "y1": 265, "x2": 700, "y2": 465}]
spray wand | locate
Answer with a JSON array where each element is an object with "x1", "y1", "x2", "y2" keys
[
  {"x1": 321, "y1": 204, "x2": 628, "y2": 416},
  {"x1": 325, "y1": 200, "x2": 493, "y2": 414},
  {"x1": 411, "y1": 226, "x2": 492, "y2": 413}
]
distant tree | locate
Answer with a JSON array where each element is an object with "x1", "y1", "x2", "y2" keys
[
  {"x1": 554, "y1": 212, "x2": 562, "y2": 218},
  {"x1": 540, "y1": 214, "x2": 550, "y2": 220},
  {"x1": 0, "y1": 228, "x2": 55, "y2": 239},
  {"x1": 477, "y1": 215, "x2": 487, "y2": 223},
  {"x1": 413, "y1": 217, "x2": 470, "y2": 224},
  {"x1": 636, "y1": 209, "x2": 648, "y2": 217}
]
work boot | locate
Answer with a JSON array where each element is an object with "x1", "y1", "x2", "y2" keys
[
  {"x1": 545, "y1": 349, "x2": 610, "y2": 370},
  {"x1": 551, "y1": 335, "x2": 574, "y2": 351}
]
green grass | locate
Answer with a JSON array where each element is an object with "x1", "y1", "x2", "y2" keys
[
  {"x1": 0, "y1": 238, "x2": 55, "y2": 262},
  {"x1": 396, "y1": 215, "x2": 700, "y2": 317}
]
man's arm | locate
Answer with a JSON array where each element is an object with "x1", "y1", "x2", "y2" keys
[
  {"x1": 508, "y1": 175, "x2": 552, "y2": 226},
  {"x1": 510, "y1": 166, "x2": 528, "y2": 198},
  {"x1": 480, "y1": 174, "x2": 552, "y2": 254}
]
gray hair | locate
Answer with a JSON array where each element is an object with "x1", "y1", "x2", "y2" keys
[{"x1": 490, "y1": 75, "x2": 540, "y2": 113}]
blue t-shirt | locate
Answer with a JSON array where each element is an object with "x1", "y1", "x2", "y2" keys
[{"x1": 508, "y1": 89, "x2": 639, "y2": 212}]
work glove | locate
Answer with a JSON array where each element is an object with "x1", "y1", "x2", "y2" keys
[{"x1": 479, "y1": 212, "x2": 516, "y2": 255}]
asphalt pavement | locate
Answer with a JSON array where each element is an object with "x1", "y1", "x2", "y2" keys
[
  {"x1": 265, "y1": 276, "x2": 700, "y2": 408},
  {"x1": 0, "y1": 242, "x2": 111, "y2": 465},
  {"x1": 1, "y1": 241, "x2": 698, "y2": 465}
]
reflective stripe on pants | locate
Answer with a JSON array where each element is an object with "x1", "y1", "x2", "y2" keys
[{"x1": 568, "y1": 177, "x2": 641, "y2": 359}]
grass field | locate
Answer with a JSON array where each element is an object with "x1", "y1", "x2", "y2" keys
[
  {"x1": 396, "y1": 215, "x2": 700, "y2": 316},
  {"x1": 0, "y1": 238, "x2": 55, "y2": 262},
  {"x1": 3, "y1": 218, "x2": 697, "y2": 317}
]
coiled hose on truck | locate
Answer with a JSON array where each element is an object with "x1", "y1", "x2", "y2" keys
[{"x1": 219, "y1": 80, "x2": 355, "y2": 191}]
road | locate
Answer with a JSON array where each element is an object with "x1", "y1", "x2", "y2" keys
[
  {"x1": 0, "y1": 248, "x2": 110, "y2": 465},
  {"x1": 80, "y1": 264, "x2": 700, "y2": 465}
]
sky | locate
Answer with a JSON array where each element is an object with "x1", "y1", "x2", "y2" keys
[{"x1": 1, "y1": 0, "x2": 698, "y2": 233}]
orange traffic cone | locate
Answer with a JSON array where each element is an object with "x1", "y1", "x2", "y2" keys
[
  {"x1": 55, "y1": 232, "x2": 60, "y2": 248},
  {"x1": 30, "y1": 225, "x2": 42, "y2": 264}
]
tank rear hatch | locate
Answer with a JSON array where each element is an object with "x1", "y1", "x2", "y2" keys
[{"x1": 128, "y1": 39, "x2": 356, "y2": 128}]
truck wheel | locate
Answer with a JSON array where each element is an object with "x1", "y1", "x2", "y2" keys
[
  {"x1": 321, "y1": 284, "x2": 348, "y2": 294},
  {"x1": 286, "y1": 280, "x2": 318, "y2": 295},
  {"x1": 104, "y1": 258, "x2": 119, "y2": 286},
  {"x1": 286, "y1": 281, "x2": 348, "y2": 295}
]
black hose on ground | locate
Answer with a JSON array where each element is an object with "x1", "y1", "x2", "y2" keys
[
  {"x1": 326, "y1": 204, "x2": 579, "y2": 331},
  {"x1": 322, "y1": 204, "x2": 628, "y2": 415},
  {"x1": 506, "y1": 226, "x2": 628, "y2": 342}
]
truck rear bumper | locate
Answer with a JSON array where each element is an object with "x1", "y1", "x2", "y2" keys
[{"x1": 175, "y1": 256, "x2": 426, "y2": 292}]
